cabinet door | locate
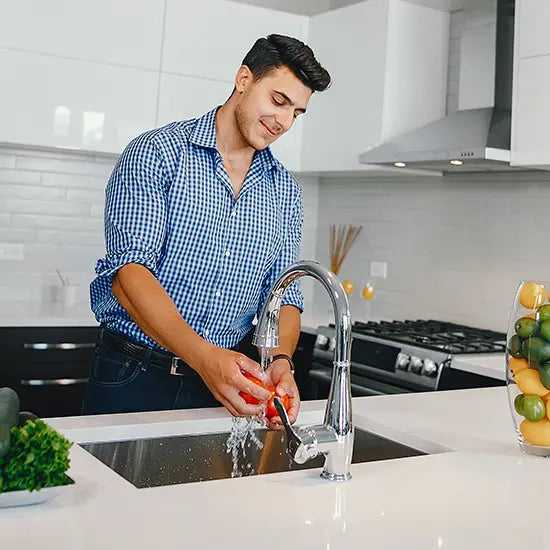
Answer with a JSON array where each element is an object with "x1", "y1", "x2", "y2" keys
[
  {"x1": 516, "y1": 0, "x2": 550, "y2": 58},
  {"x1": 0, "y1": 49, "x2": 158, "y2": 154},
  {"x1": 0, "y1": 0, "x2": 164, "y2": 70},
  {"x1": 156, "y1": 73, "x2": 231, "y2": 126},
  {"x1": 301, "y1": 0, "x2": 388, "y2": 172},
  {"x1": 162, "y1": 0, "x2": 308, "y2": 82},
  {"x1": 511, "y1": 55, "x2": 550, "y2": 167}
]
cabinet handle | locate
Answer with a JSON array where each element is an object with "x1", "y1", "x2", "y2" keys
[
  {"x1": 23, "y1": 343, "x2": 95, "y2": 350},
  {"x1": 20, "y1": 378, "x2": 89, "y2": 386}
]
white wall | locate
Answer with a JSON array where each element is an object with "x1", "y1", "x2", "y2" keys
[
  {"x1": 0, "y1": 145, "x2": 320, "y2": 323},
  {"x1": 310, "y1": 171, "x2": 550, "y2": 333}
]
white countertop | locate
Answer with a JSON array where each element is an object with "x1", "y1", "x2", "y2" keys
[
  {"x1": 2, "y1": 387, "x2": 542, "y2": 549},
  {"x1": 451, "y1": 353, "x2": 506, "y2": 380}
]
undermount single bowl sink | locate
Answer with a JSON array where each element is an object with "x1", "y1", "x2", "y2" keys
[{"x1": 80, "y1": 427, "x2": 425, "y2": 488}]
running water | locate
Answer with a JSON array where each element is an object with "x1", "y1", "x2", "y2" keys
[{"x1": 226, "y1": 346, "x2": 271, "y2": 477}]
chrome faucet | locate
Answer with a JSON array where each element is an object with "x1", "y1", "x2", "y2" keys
[{"x1": 253, "y1": 260, "x2": 353, "y2": 481}]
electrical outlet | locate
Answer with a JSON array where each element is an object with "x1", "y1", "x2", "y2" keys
[
  {"x1": 0, "y1": 243, "x2": 25, "y2": 261},
  {"x1": 370, "y1": 261, "x2": 387, "y2": 279}
]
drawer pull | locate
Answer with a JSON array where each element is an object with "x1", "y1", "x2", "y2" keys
[
  {"x1": 23, "y1": 343, "x2": 95, "y2": 350},
  {"x1": 20, "y1": 378, "x2": 89, "y2": 386}
]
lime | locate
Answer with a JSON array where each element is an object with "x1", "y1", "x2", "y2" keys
[
  {"x1": 540, "y1": 320, "x2": 550, "y2": 342},
  {"x1": 522, "y1": 337, "x2": 550, "y2": 367},
  {"x1": 514, "y1": 394, "x2": 526, "y2": 416},
  {"x1": 522, "y1": 395, "x2": 546, "y2": 422},
  {"x1": 508, "y1": 335, "x2": 523, "y2": 358},
  {"x1": 515, "y1": 317, "x2": 538, "y2": 338},
  {"x1": 537, "y1": 304, "x2": 550, "y2": 322},
  {"x1": 539, "y1": 362, "x2": 550, "y2": 390}
]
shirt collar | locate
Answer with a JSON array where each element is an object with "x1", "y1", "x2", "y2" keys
[{"x1": 190, "y1": 106, "x2": 281, "y2": 173}]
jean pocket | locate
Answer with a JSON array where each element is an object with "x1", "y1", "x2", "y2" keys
[{"x1": 90, "y1": 346, "x2": 143, "y2": 387}]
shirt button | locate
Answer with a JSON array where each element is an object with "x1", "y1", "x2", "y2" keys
[
  {"x1": 204, "y1": 329, "x2": 210, "y2": 337},
  {"x1": 225, "y1": 250, "x2": 231, "y2": 256},
  {"x1": 215, "y1": 291, "x2": 221, "y2": 297},
  {"x1": 231, "y1": 210, "x2": 236, "y2": 217}
]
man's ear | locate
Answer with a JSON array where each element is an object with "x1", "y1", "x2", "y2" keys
[{"x1": 235, "y1": 65, "x2": 253, "y2": 93}]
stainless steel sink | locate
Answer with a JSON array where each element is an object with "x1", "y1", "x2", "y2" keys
[{"x1": 80, "y1": 427, "x2": 425, "y2": 488}]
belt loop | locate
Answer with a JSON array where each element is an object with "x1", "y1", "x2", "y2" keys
[{"x1": 141, "y1": 346, "x2": 152, "y2": 372}]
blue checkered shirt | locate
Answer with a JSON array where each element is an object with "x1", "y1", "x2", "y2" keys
[{"x1": 90, "y1": 107, "x2": 303, "y2": 350}]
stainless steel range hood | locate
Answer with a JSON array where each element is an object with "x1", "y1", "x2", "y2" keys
[{"x1": 359, "y1": 0, "x2": 518, "y2": 172}]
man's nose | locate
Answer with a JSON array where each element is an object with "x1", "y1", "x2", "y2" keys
[{"x1": 275, "y1": 110, "x2": 294, "y2": 133}]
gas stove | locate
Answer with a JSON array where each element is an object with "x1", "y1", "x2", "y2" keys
[{"x1": 310, "y1": 319, "x2": 506, "y2": 397}]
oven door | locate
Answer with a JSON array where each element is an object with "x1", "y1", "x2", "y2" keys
[{"x1": 308, "y1": 361, "x2": 416, "y2": 399}]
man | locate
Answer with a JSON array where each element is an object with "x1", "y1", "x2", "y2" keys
[{"x1": 82, "y1": 34, "x2": 330, "y2": 428}]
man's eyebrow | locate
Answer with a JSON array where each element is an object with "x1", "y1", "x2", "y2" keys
[{"x1": 273, "y1": 90, "x2": 307, "y2": 114}]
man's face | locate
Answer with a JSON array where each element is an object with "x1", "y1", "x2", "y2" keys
[{"x1": 234, "y1": 65, "x2": 312, "y2": 151}]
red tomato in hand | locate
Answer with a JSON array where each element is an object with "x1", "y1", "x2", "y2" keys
[
  {"x1": 266, "y1": 386, "x2": 290, "y2": 419},
  {"x1": 239, "y1": 371, "x2": 267, "y2": 404}
]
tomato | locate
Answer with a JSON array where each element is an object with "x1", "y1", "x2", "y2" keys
[
  {"x1": 266, "y1": 387, "x2": 290, "y2": 419},
  {"x1": 239, "y1": 371, "x2": 267, "y2": 404}
]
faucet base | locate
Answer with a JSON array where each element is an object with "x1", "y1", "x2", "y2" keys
[{"x1": 320, "y1": 470, "x2": 352, "y2": 482}]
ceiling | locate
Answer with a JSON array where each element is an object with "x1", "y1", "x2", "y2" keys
[{"x1": 230, "y1": 0, "x2": 466, "y2": 16}]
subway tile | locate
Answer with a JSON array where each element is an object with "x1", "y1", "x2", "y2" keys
[
  {"x1": 0, "y1": 183, "x2": 66, "y2": 201},
  {"x1": 15, "y1": 156, "x2": 113, "y2": 177},
  {"x1": 66, "y1": 189, "x2": 106, "y2": 204},
  {"x1": 0, "y1": 228, "x2": 37, "y2": 242},
  {"x1": 12, "y1": 214, "x2": 102, "y2": 232},
  {"x1": 0, "y1": 198, "x2": 90, "y2": 217},
  {"x1": 0, "y1": 169, "x2": 42, "y2": 184},
  {"x1": 41, "y1": 172, "x2": 109, "y2": 190},
  {"x1": 90, "y1": 205, "x2": 104, "y2": 218},
  {"x1": 0, "y1": 154, "x2": 15, "y2": 169},
  {"x1": 37, "y1": 230, "x2": 103, "y2": 246}
]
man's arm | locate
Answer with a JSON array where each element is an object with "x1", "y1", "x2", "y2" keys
[{"x1": 112, "y1": 263, "x2": 271, "y2": 416}]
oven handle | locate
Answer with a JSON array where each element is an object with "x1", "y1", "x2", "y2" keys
[
  {"x1": 20, "y1": 378, "x2": 89, "y2": 386},
  {"x1": 308, "y1": 369, "x2": 385, "y2": 397},
  {"x1": 24, "y1": 343, "x2": 95, "y2": 350}
]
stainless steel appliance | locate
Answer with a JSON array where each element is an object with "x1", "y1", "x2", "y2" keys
[{"x1": 310, "y1": 320, "x2": 506, "y2": 398}]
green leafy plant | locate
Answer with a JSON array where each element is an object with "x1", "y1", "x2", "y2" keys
[{"x1": 0, "y1": 419, "x2": 72, "y2": 493}]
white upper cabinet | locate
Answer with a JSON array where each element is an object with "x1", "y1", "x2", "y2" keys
[
  {"x1": 0, "y1": 50, "x2": 158, "y2": 153},
  {"x1": 162, "y1": 0, "x2": 308, "y2": 82},
  {"x1": 511, "y1": 0, "x2": 550, "y2": 167},
  {"x1": 301, "y1": 0, "x2": 449, "y2": 172},
  {"x1": 0, "y1": 0, "x2": 165, "y2": 70},
  {"x1": 516, "y1": 0, "x2": 550, "y2": 58}
]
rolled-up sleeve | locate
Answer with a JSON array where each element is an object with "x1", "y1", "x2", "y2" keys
[
  {"x1": 257, "y1": 188, "x2": 304, "y2": 317},
  {"x1": 95, "y1": 136, "x2": 167, "y2": 281}
]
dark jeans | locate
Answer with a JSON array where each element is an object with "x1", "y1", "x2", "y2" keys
[
  {"x1": 82, "y1": 332, "x2": 230, "y2": 415},
  {"x1": 82, "y1": 327, "x2": 260, "y2": 415}
]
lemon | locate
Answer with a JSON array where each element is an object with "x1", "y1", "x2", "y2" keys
[
  {"x1": 520, "y1": 418, "x2": 550, "y2": 445},
  {"x1": 519, "y1": 282, "x2": 546, "y2": 310}
]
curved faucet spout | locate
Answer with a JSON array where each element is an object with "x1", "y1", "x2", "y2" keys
[{"x1": 253, "y1": 260, "x2": 354, "y2": 481}]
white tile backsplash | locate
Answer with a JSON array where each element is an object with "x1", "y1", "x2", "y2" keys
[{"x1": 311, "y1": 171, "x2": 550, "y2": 333}]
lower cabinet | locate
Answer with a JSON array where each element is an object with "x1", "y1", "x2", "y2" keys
[{"x1": 0, "y1": 326, "x2": 99, "y2": 418}]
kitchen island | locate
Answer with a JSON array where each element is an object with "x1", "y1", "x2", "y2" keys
[{"x1": 1, "y1": 387, "x2": 541, "y2": 549}]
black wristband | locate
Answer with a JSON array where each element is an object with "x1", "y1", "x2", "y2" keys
[{"x1": 269, "y1": 353, "x2": 295, "y2": 374}]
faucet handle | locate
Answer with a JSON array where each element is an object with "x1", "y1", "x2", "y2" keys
[{"x1": 273, "y1": 397, "x2": 302, "y2": 458}]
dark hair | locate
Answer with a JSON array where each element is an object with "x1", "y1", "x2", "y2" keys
[{"x1": 241, "y1": 34, "x2": 331, "y2": 93}]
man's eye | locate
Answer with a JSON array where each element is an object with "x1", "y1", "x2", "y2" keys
[{"x1": 273, "y1": 98, "x2": 284, "y2": 106}]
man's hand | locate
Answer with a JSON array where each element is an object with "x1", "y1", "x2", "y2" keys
[
  {"x1": 193, "y1": 345, "x2": 272, "y2": 417},
  {"x1": 265, "y1": 358, "x2": 300, "y2": 431}
]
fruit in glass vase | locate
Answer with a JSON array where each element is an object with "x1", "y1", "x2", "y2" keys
[
  {"x1": 522, "y1": 337, "x2": 550, "y2": 367},
  {"x1": 362, "y1": 284, "x2": 375, "y2": 300},
  {"x1": 508, "y1": 335, "x2": 523, "y2": 358},
  {"x1": 520, "y1": 418, "x2": 550, "y2": 446},
  {"x1": 519, "y1": 282, "x2": 546, "y2": 309},
  {"x1": 514, "y1": 393, "x2": 526, "y2": 415},
  {"x1": 509, "y1": 357, "x2": 529, "y2": 376},
  {"x1": 540, "y1": 320, "x2": 550, "y2": 342},
  {"x1": 515, "y1": 317, "x2": 538, "y2": 339},
  {"x1": 538, "y1": 362, "x2": 550, "y2": 390},
  {"x1": 522, "y1": 395, "x2": 546, "y2": 421},
  {"x1": 537, "y1": 304, "x2": 550, "y2": 322},
  {"x1": 514, "y1": 368, "x2": 549, "y2": 397}
]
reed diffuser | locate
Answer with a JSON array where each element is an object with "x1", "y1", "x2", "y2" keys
[{"x1": 328, "y1": 225, "x2": 362, "y2": 276}]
